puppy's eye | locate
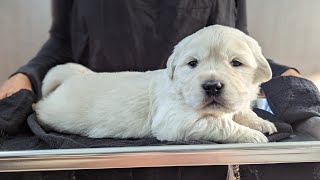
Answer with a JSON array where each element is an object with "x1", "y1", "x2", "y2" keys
[
  {"x1": 188, "y1": 59, "x2": 198, "y2": 68},
  {"x1": 231, "y1": 59, "x2": 242, "y2": 67}
]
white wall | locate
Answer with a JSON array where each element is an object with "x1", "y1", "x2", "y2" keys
[
  {"x1": 247, "y1": 0, "x2": 320, "y2": 76},
  {"x1": 0, "y1": 0, "x2": 51, "y2": 84},
  {"x1": 0, "y1": 0, "x2": 319, "y2": 85}
]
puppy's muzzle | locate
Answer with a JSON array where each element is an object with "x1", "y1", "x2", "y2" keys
[{"x1": 202, "y1": 80, "x2": 223, "y2": 96}]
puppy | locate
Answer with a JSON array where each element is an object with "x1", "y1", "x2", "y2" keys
[{"x1": 34, "y1": 25, "x2": 277, "y2": 143}]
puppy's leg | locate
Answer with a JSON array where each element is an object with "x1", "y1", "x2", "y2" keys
[
  {"x1": 185, "y1": 115, "x2": 269, "y2": 143},
  {"x1": 233, "y1": 110, "x2": 277, "y2": 135}
]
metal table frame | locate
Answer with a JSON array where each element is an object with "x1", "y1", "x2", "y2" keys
[{"x1": 1, "y1": 141, "x2": 320, "y2": 172}]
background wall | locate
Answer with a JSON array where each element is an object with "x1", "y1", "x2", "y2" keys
[
  {"x1": 0, "y1": 0, "x2": 50, "y2": 84},
  {"x1": 247, "y1": 0, "x2": 320, "y2": 78},
  {"x1": 0, "y1": 0, "x2": 319, "y2": 85}
]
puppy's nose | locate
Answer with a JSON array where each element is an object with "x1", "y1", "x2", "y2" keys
[{"x1": 202, "y1": 80, "x2": 223, "y2": 96}]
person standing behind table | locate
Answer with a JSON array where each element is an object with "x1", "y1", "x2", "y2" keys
[
  {"x1": 0, "y1": 1, "x2": 310, "y2": 180},
  {"x1": 0, "y1": 0, "x2": 301, "y2": 101}
]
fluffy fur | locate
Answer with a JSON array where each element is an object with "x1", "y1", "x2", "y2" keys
[{"x1": 34, "y1": 25, "x2": 277, "y2": 143}]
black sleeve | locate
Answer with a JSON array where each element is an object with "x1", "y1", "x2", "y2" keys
[
  {"x1": 15, "y1": 0, "x2": 74, "y2": 98},
  {"x1": 206, "y1": 0, "x2": 248, "y2": 35},
  {"x1": 267, "y1": 59, "x2": 300, "y2": 77},
  {"x1": 235, "y1": 0, "x2": 249, "y2": 35}
]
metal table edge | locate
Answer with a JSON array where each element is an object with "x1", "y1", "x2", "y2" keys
[{"x1": 1, "y1": 141, "x2": 320, "y2": 172}]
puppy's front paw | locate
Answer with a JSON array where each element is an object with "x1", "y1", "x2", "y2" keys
[
  {"x1": 234, "y1": 110, "x2": 277, "y2": 135},
  {"x1": 251, "y1": 119, "x2": 277, "y2": 135},
  {"x1": 238, "y1": 130, "x2": 269, "y2": 143}
]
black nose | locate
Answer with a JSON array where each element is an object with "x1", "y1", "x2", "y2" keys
[{"x1": 202, "y1": 80, "x2": 223, "y2": 96}]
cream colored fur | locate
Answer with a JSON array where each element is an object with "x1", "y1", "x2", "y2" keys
[{"x1": 34, "y1": 25, "x2": 277, "y2": 143}]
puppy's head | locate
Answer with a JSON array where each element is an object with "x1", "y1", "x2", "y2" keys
[{"x1": 166, "y1": 25, "x2": 271, "y2": 113}]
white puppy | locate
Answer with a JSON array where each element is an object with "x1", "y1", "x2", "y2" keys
[{"x1": 34, "y1": 25, "x2": 277, "y2": 143}]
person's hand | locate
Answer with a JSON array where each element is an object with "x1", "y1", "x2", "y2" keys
[
  {"x1": 0, "y1": 73, "x2": 32, "y2": 100},
  {"x1": 281, "y1": 69, "x2": 302, "y2": 77}
]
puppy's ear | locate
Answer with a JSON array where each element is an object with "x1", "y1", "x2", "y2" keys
[
  {"x1": 166, "y1": 52, "x2": 176, "y2": 80},
  {"x1": 166, "y1": 35, "x2": 194, "y2": 80},
  {"x1": 166, "y1": 41, "x2": 184, "y2": 80},
  {"x1": 253, "y1": 48, "x2": 272, "y2": 84},
  {"x1": 167, "y1": 41, "x2": 184, "y2": 80},
  {"x1": 247, "y1": 38, "x2": 272, "y2": 84}
]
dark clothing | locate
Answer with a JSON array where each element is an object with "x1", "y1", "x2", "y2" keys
[{"x1": 16, "y1": 0, "x2": 250, "y2": 97}]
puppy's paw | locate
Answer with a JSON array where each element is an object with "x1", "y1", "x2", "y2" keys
[
  {"x1": 238, "y1": 130, "x2": 269, "y2": 143},
  {"x1": 233, "y1": 111, "x2": 277, "y2": 135},
  {"x1": 250, "y1": 119, "x2": 277, "y2": 135}
]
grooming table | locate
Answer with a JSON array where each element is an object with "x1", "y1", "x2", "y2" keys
[{"x1": 0, "y1": 138, "x2": 320, "y2": 172}]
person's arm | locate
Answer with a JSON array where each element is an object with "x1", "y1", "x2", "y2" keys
[
  {"x1": 281, "y1": 69, "x2": 302, "y2": 77},
  {"x1": 257, "y1": 59, "x2": 301, "y2": 97},
  {"x1": 267, "y1": 59, "x2": 301, "y2": 77},
  {"x1": 0, "y1": 0, "x2": 74, "y2": 99}
]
